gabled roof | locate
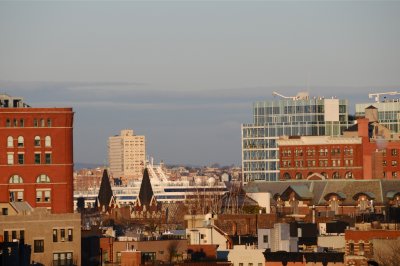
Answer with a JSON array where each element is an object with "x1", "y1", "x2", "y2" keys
[
  {"x1": 138, "y1": 168, "x2": 154, "y2": 206},
  {"x1": 281, "y1": 185, "x2": 313, "y2": 200},
  {"x1": 323, "y1": 192, "x2": 347, "y2": 201},
  {"x1": 98, "y1": 169, "x2": 113, "y2": 209},
  {"x1": 366, "y1": 105, "x2": 377, "y2": 109},
  {"x1": 386, "y1": 191, "x2": 400, "y2": 199},
  {"x1": 353, "y1": 192, "x2": 376, "y2": 201}
]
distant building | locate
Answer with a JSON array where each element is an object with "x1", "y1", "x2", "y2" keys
[
  {"x1": 108, "y1": 129, "x2": 145, "y2": 180},
  {"x1": 277, "y1": 108, "x2": 400, "y2": 180},
  {"x1": 0, "y1": 94, "x2": 74, "y2": 213},
  {"x1": 0, "y1": 203, "x2": 81, "y2": 266},
  {"x1": 356, "y1": 92, "x2": 400, "y2": 134},
  {"x1": 242, "y1": 92, "x2": 349, "y2": 182}
]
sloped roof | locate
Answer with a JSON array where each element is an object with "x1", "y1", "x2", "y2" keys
[
  {"x1": 138, "y1": 168, "x2": 154, "y2": 206},
  {"x1": 366, "y1": 105, "x2": 377, "y2": 109},
  {"x1": 386, "y1": 191, "x2": 400, "y2": 199},
  {"x1": 98, "y1": 169, "x2": 113, "y2": 209},
  {"x1": 244, "y1": 180, "x2": 400, "y2": 206},
  {"x1": 10, "y1": 201, "x2": 33, "y2": 214},
  {"x1": 281, "y1": 185, "x2": 313, "y2": 200}
]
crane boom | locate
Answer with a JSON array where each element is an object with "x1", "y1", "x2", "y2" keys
[
  {"x1": 368, "y1": 91, "x2": 400, "y2": 102},
  {"x1": 272, "y1": 91, "x2": 309, "y2": 100}
]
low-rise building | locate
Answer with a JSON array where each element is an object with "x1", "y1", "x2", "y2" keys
[{"x1": 0, "y1": 203, "x2": 81, "y2": 266}]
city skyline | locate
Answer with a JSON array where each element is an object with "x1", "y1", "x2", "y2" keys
[{"x1": 1, "y1": 1, "x2": 399, "y2": 166}]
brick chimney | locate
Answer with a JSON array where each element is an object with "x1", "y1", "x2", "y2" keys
[{"x1": 357, "y1": 118, "x2": 370, "y2": 139}]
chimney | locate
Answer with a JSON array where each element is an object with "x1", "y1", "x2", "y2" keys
[{"x1": 357, "y1": 118, "x2": 370, "y2": 139}]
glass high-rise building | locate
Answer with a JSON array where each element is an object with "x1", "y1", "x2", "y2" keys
[{"x1": 242, "y1": 92, "x2": 349, "y2": 182}]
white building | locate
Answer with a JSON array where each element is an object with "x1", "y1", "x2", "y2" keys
[
  {"x1": 258, "y1": 223, "x2": 298, "y2": 252},
  {"x1": 108, "y1": 129, "x2": 145, "y2": 180},
  {"x1": 227, "y1": 245, "x2": 265, "y2": 266}
]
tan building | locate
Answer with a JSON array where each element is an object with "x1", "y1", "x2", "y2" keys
[
  {"x1": 0, "y1": 202, "x2": 81, "y2": 265},
  {"x1": 108, "y1": 129, "x2": 146, "y2": 180}
]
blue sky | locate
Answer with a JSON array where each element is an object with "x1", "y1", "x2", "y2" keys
[{"x1": 1, "y1": 1, "x2": 399, "y2": 166}]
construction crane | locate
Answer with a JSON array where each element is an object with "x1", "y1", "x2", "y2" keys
[
  {"x1": 272, "y1": 91, "x2": 309, "y2": 100},
  {"x1": 368, "y1": 91, "x2": 400, "y2": 103}
]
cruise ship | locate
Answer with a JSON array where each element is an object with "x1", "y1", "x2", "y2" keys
[{"x1": 73, "y1": 160, "x2": 228, "y2": 209}]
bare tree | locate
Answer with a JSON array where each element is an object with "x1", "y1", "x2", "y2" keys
[{"x1": 373, "y1": 238, "x2": 400, "y2": 266}]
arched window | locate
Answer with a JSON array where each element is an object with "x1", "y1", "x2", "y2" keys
[
  {"x1": 345, "y1": 172, "x2": 354, "y2": 179},
  {"x1": 7, "y1": 136, "x2": 13, "y2": 147},
  {"x1": 9, "y1": 175, "x2": 23, "y2": 184},
  {"x1": 36, "y1": 174, "x2": 51, "y2": 183},
  {"x1": 295, "y1": 172, "x2": 303, "y2": 180},
  {"x1": 45, "y1": 136, "x2": 51, "y2": 147},
  {"x1": 34, "y1": 136, "x2": 41, "y2": 146},
  {"x1": 283, "y1": 172, "x2": 291, "y2": 179},
  {"x1": 17, "y1": 136, "x2": 24, "y2": 147},
  {"x1": 332, "y1": 172, "x2": 340, "y2": 179}
]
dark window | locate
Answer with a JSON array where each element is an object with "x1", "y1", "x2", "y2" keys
[
  {"x1": 20, "y1": 230, "x2": 24, "y2": 240},
  {"x1": 34, "y1": 119, "x2": 38, "y2": 127},
  {"x1": 20, "y1": 119, "x2": 24, "y2": 127},
  {"x1": 6, "y1": 119, "x2": 10, "y2": 127},
  {"x1": 60, "y1": 229, "x2": 65, "y2": 241},
  {"x1": 35, "y1": 154, "x2": 41, "y2": 164},
  {"x1": 263, "y1": 235, "x2": 268, "y2": 243},
  {"x1": 53, "y1": 229, "x2": 58, "y2": 242},
  {"x1": 2, "y1": 208, "x2": 8, "y2": 215},
  {"x1": 45, "y1": 154, "x2": 52, "y2": 164},
  {"x1": 34, "y1": 239, "x2": 44, "y2": 253},
  {"x1": 34, "y1": 136, "x2": 41, "y2": 146},
  {"x1": 4, "y1": 231, "x2": 9, "y2": 242},
  {"x1": 12, "y1": 230, "x2": 17, "y2": 240},
  {"x1": 18, "y1": 154, "x2": 24, "y2": 164},
  {"x1": 47, "y1": 119, "x2": 52, "y2": 127},
  {"x1": 392, "y1": 149, "x2": 398, "y2": 156}
]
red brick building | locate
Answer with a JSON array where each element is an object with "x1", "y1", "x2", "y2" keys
[
  {"x1": 278, "y1": 117, "x2": 400, "y2": 180},
  {"x1": 0, "y1": 94, "x2": 74, "y2": 213}
]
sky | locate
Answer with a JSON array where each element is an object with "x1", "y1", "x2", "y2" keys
[{"x1": 0, "y1": 1, "x2": 399, "y2": 166}]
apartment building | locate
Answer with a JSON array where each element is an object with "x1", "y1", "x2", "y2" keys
[
  {"x1": 108, "y1": 129, "x2": 145, "y2": 180},
  {"x1": 0, "y1": 94, "x2": 74, "y2": 213},
  {"x1": 0, "y1": 202, "x2": 81, "y2": 265},
  {"x1": 242, "y1": 92, "x2": 349, "y2": 182}
]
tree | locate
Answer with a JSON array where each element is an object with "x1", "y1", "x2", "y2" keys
[{"x1": 373, "y1": 238, "x2": 400, "y2": 266}]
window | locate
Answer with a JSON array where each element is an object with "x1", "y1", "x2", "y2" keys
[
  {"x1": 13, "y1": 119, "x2": 18, "y2": 127},
  {"x1": 9, "y1": 175, "x2": 23, "y2": 184},
  {"x1": 47, "y1": 118, "x2": 52, "y2": 127},
  {"x1": 349, "y1": 243, "x2": 354, "y2": 255},
  {"x1": 45, "y1": 153, "x2": 52, "y2": 164},
  {"x1": 263, "y1": 235, "x2": 268, "y2": 243},
  {"x1": 392, "y1": 161, "x2": 398, "y2": 166},
  {"x1": 6, "y1": 119, "x2": 10, "y2": 127},
  {"x1": 53, "y1": 252, "x2": 73, "y2": 266},
  {"x1": 34, "y1": 119, "x2": 38, "y2": 127},
  {"x1": 2, "y1": 208, "x2": 8, "y2": 215},
  {"x1": 68, "y1": 229, "x2": 73, "y2": 241},
  {"x1": 60, "y1": 229, "x2": 65, "y2": 241},
  {"x1": 53, "y1": 229, "x2": 58, "y2": 242},
  {"x1": 392, "y1": 149, "x2": 398, "y2": 156},
  {"x1": 17, "y1": 136, "x2": 24, "y2": 147},
  {"x1": 34, "y1": 240, "x2": 44, "y2": 253},
  {"x1": 45, "y1": 136, "x2": 51, "y2": 147},
  {"x1": 18, "y1": 154, "x2": 24, "y2": 164},
  {"x1": 20, "y1": 230, "x2": 24, "y2": 240},
  {"x1": 34, "y1": 136, "x2": 41, "y2": 146},
  {"x1": 20, "y1": 119, "x2": 24, "y2": 127},
  {"x1": 4, "y1": 231, "x2": 9, "y2": 242},
  {"x1": 40, "y1": 119, "x2": 45, "y2": 127},
  {"x1": 36, "y1": 174, "x2": 51, "y2": 183},
  {"x1": 7, "y1": 136, "x2": 13, "y2": 147},
  {"x1": 359, "y1": 242, "x2": 365, "y2": 255},
  {"x1": 35, "y1": 153, "x2": 41, "y2": 164},
  {"x1": 393, "y1": 172, "x2": 398, "y2": 178},
  {"x1": 12, "y1": 231, "x2": 16, "y2": 240},
  {"x1": 9, "y1": 191, "x2": 23, "y2": 202}
]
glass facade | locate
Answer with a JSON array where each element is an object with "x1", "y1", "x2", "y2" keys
[
  {"x1": 356, "y1": 101, "x2": 400, "y2": 133},
  {"x1": 242, "y1": 97, "x2": 349, "y2": 182}
]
